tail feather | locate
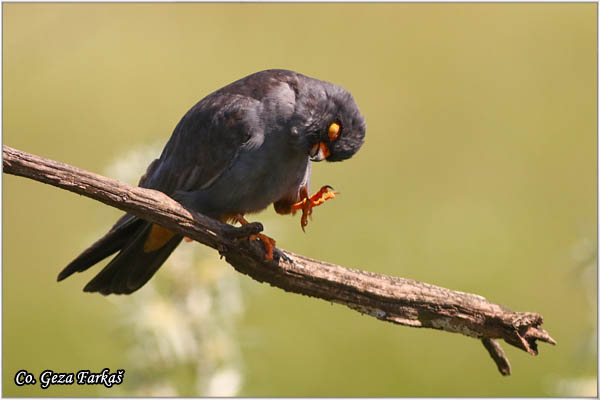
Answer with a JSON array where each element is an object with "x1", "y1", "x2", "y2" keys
[
  {"x1": 83, "y1": 223, "x2": 182, "y2": 295},
  {"x1": 57, "y1": 214, "x2": 143, "y2": 281},
  {"x1": 59, "y1": 214, "x2": 183, "y2": 295}
]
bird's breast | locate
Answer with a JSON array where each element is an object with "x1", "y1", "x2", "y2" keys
[{"x1": 198, "y1": 139, "x2": 309, "y2": 217}]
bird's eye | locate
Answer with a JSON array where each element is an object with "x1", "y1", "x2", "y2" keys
[{"x1": 328, "y1": 122, "x2": 341, "y2": 142}]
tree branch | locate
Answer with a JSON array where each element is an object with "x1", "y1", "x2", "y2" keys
[{"x1": 3, "y1": 145, "x2": 556, "y2": 376}]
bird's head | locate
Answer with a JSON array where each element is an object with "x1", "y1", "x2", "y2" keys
[
  {"x1": 248, "y1": 69, "x2": 365, "y2": 162},
  {"x1": 291, "y1": 75, "x2": 366, "y2": 162},
  {"x1": 307, "y1": 85, "x2": 366, "y2": 162}
]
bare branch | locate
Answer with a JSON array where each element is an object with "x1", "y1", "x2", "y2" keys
[
  {"x1": 3, "y1": 145, "x2": 556, "y2": 375},
  {"x1": 482, "y1": 338, "x2": 511, "y2": 376}
]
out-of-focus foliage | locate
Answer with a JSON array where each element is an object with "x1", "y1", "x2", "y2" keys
[{"x1": 3, "y1": 3, "x2": 596, "y2": 397}]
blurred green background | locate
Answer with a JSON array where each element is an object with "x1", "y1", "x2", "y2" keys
[{"x1": 3, "y1": 3, "x2": 597, "y2": 397}]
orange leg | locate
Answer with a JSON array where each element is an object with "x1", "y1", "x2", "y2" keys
[
  {"x1": 234, "y1": 214, "x2": 276, "y2": 261},
  {"x1": 291, "y1": 185, "x2": 339, "y2": 231}
]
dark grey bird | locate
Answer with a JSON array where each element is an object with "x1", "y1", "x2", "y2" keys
[{"x1": 57, "y1": 69, "x2": 366, "y2": 295}]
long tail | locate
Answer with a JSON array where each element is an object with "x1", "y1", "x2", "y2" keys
[{"x1": 58, "y1": 215, "x2": 183, "y2": 295}]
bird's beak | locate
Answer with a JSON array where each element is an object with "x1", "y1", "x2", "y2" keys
[{"x1": 309, "y1": 142, "x2": 330, "y2": 162}]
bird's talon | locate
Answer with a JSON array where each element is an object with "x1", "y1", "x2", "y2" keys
[
  {"x1": 234, "y1": 214, "x2": 275, "y2": 260},
  {"x1": 254, "y1": 232, "x2": 275, "y2": 260},
  {"x1": 291, "y1": 185, "x2": 338, "y2": 230}
]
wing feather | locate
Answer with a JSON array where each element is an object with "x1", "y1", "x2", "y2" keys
[{"x1": 140, "y1": 94, "x2": 261, "y2": 196}]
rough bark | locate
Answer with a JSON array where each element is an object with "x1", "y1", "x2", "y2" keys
[{"x1": 3, "y1": 145, "x2": 556, "y2": 376}]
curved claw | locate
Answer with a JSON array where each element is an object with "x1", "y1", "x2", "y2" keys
[{"x1": 273, "y1": 248, "x2": 292, "y2": 263}]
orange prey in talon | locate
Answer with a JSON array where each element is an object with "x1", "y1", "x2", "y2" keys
[{"x1": 291, "y1": 185, "x2": 339, "y2": 231}]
